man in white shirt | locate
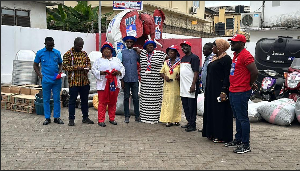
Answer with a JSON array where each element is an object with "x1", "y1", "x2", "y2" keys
[{"x1": 179, "y1": 41, "x2": 200, "y2": 132}]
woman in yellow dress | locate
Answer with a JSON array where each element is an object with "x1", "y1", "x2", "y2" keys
[{"x1": 159, "y1": 45, "x2": 182, "y2": 127}]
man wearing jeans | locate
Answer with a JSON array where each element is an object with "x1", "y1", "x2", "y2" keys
[
  {"x1": 63, "y1": 37, "x2": 94, "y2": 126},
  {"x1": 225, "y1": 34, "x2": 258, "y2": 154},
  {"x1": 117, "y1": 36, "x2": 140, "y2": 123}
]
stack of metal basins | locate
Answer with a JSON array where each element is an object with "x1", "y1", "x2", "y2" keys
[{"x1": 12, "y1": 60, "x2": 38, "y2": 85}]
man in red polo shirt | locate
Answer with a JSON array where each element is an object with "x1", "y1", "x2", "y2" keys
[{"x1": 225, "y1": 34, "x2": 258, "y2": 154}]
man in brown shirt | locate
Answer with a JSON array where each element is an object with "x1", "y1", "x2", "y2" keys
[{"x1": 63, "y1": 37, "x2": 94, "y2": 126}]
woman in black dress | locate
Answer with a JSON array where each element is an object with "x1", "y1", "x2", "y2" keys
[{"x1": 202, "y1": 39, "x2": 233, "y2": 143}]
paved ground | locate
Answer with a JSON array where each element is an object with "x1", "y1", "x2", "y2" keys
[{"x1": 1, "y1": 107, "x2": 300, "y2": 170}]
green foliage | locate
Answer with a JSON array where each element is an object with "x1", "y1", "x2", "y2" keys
[{"x1": 47, "y1": 1, "x2": 113, "y2": 33}]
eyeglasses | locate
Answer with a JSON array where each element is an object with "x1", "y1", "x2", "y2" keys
[{"x1": 125, "y1": 41, "x2": 134, "y2": 43}]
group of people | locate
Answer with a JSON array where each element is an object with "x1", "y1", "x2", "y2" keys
[
  {"x1": 200, "y1": 34, "x2": 258, "y2": 154},
  {"x1": 33, "y1": 34, "x2": 258, "y2": 154}
]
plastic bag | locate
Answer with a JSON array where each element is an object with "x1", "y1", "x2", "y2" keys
[{"x1": 257, "y1": 98, "x2": 296, "y2": 126}]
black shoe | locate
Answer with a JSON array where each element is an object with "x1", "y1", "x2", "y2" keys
[
  {"x1": 43, "y1": 119, "x2": 51, "y2": 125},
  {"x1": 98, "y1": 122, "x2": 106, "y2": 127},
  {"x1": 124, "y1": 117, "x2": 129, "y2": 123},
  {"x1": 233, "y1": 144, "x2": 251, "y2": 154},
  {"x1": 68, "y1": 119, "x2": 75, "y2": 126},
  {"x1": 181, "y1": 123, "x2": 190, "y2": 128},
  {"x1": 135, "y1": 117, "x2": 141, "y2": 122},
  {"x1": 109, "y1": 120, "x2": 117, "y2": 125},
  {"x1": 166, "y1": 122, "x2": 173, "y2": 127},
  {"x1": 174, "y1": 122, "x2": 180, "y2": 126},
  {"x1": 82, "y1": 117, "x2": 94, "y2": 124},
  {"x1": 225, "y1": 139, "x2": 242, "y2": 147},
  {"x1": 185, "y1": 126, "x2": 196, "y2": 132},
  {"x1": 54, "y1": 118, "x2": 64, "y2": 124}
]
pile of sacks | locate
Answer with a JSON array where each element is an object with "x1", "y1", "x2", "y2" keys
[
  {"x1": 196, "y1": 93, "x2": 300, "y2": 126},
  {"x1": 251, "y1": 98, "x2": 299, "y2": 126}
]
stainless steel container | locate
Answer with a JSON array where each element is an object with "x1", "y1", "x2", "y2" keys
[{"x1": 12, "y1": 60, "x2": 38, "y2": 85}]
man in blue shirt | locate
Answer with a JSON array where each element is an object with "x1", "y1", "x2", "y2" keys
[
  {"x1": 201, "y1": 42, "x2": 214, "y2": 93},
  {"x1": 117, "y1": 36, "x2": 140, "y2": 123},
  {"x1": 33, "y1": 37, "x2": 64, "y2": 125}
]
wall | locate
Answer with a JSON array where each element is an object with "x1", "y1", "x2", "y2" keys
[
  {"x1": 250, "y1": 1, "x2": 300, "y2": 27},
  {"x1": 1, "y1": 1, "x2": 47, "y2": 29},
  {"x1": 1, "y1": 25, "x2": 96, "y2": 84}
]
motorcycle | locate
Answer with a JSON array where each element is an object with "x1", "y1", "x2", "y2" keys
[
  {"x1": 258, "y1": 69, "x2": 285, "y2": 102},
  {"x1": 283, "y1": 58, "x2": 300, "y2": 101}
]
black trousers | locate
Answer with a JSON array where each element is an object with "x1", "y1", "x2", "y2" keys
[
  {"x1": 68, "y1": 84, "x2": 90, "y2": 120},
  {"x1": 181, "y1": 96, "x2": 197, "y2": 128}
]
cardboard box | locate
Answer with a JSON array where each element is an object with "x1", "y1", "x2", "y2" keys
[
  {"x1": 10, "y1": 95, "x2": 16, "y2": 104},
  {"x1": 20, "y1": 87, "x2": 31, "y2": 95},
  {"x1": 23, "y1": 84, "x2": 39, "y2": 88},
  {"x1": 1, "y1": 101, "x2": 11, "y2": 110},
  {"x1": 1, "y1": 86, "x2": 10, "y2": 93},
  {"x1": 10, "y1": 86, "x2": 21, "y2": 94},
  {"x1": 30, "y1": 88, "x2": 42, "y2": 95},
  {"x1": 23, "y1": 106, "x2": 35, "y2": 114},
  {"x1": 10, "y1": 103, "x2": 18, "y2": 111},
  {"x1": 14, "y1": 94, "x2": 36, "y2": 106},
  {"x1": 1, "y1": 93, "x2": 14, "y2": 102}
]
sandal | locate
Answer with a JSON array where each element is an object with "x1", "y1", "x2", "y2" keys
[
  {"x1": 213, "y1": 139, "x2": 225, "y2": 143},
  {"x1": 174, "y1": 122, "x2": 180, "y2": 126}
]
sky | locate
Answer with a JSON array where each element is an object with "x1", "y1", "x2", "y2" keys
[{"x1": 205, "y1": 1, "x2": 250, "y2": 7}]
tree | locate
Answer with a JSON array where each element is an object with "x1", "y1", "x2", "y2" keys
[{"x1": 47, "y1": 1, "x2": 113, "y2": 33}]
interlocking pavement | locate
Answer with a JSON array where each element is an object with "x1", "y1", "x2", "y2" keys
[{"x1": 1, "y1": 107, "x2": 300, "y2": 170}]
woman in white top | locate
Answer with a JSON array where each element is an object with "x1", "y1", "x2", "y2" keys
[{"x1": 92, "y1": 42, "x2": 125, "y2": 127}]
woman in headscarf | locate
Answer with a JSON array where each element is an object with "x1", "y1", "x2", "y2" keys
[
  {"x1": 92, "y1": 42, "x2": 125, "y2": 127},
  {"x1": 159, "y1": 45, "x2": 182, "y2": 127},
  {"x1": 202, "y1": 39, "x2": 233, "y2": 143},
  {"x1": 138, "y1": 40, "x2": 167, "y2": 124}
]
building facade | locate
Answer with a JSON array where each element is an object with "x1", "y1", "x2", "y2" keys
[
  {"x1": 1, "y1": 1, "x2": 62, "y2": 29},
  {"x1": 209, "y1": 6, "x2": 250, "y2": 39}
]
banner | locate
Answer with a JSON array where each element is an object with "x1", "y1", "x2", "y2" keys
[{"x1": 113, "y1": 1, "x2": 143, "y2": 11}]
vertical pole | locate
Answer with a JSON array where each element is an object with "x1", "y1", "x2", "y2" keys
[{"x1": 99, "y1": 1, "x2": 102, "y2": 51}]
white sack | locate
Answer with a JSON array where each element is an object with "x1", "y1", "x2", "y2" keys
[
  {"x1": 197, "y1": 93, "x2": 205, "y2": 116},
  {"x1": 295, "y1": 100, "x2": 300, "y2": 123},
  {"x1": 115, "y1": 89, "x2": 136, "y2": 115},
  {"x1": 257, "y1": 98, "x2": 296, "y2": 126},
  {"x1": 248, "y1": 100, "x2": 270, "y2": 122}
]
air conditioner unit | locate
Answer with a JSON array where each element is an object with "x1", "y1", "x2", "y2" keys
[
  {"x1": 240, "y1": 13, "x2": 261, "y2": 28},
  {"x1": 190, "y1": 6, "x2": 197, "y2": 14}
]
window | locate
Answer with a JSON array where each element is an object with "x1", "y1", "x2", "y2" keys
[
  {"x1": 1, "y1": 8, "x2": 30, "y2": 27},
  {"x1": 272, "y1": 1, "x2": 280, "y2": 7},
  {"x1": 193, "y1": 1, "x2": 200, "y2": 8},
  {"x1": 226, "y1": 18, "x2": 234, "y2": 29}
]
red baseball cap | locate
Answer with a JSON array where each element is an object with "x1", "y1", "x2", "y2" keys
[
  {"x1": 228, "y1": 34, "x2": 246, "y2": 43},
  {"x1": 180, "y1": 41, "x2": 192, "y2": 47}
]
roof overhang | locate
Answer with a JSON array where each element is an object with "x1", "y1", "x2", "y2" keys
[{"x1": 37, "y1": 1, "x2": 63, "y2": 6}]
